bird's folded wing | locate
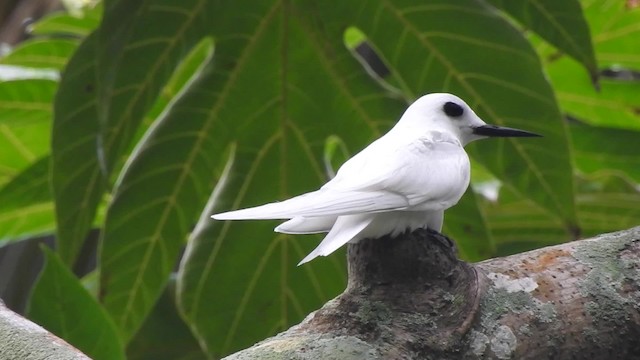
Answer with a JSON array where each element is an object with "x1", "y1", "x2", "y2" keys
[
  {"x1": 212, "y1": 189, "x2": 409, "y2": 220},
  {"x1": 324, "y1": 133, "x2": 470, "y2": 207}
]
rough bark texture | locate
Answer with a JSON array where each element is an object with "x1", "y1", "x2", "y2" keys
[
  {"x1": 225, "y1": 227, "x2": 640, "y2": 360},
  {"x1": 0, "y1": 299, "x2": 89, "y2": 359}
]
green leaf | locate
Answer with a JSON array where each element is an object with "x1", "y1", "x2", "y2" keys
[
  {"x1": 482, "y1": 172, "x2": 640, "y2": 256},
  {"x1": 443, "y1": 188, "x2": 495, "y2": 261},
  {"x1": 28, "y1": 246, "x2": 125, "y2": 360},
  {"x1": 51, "y1": 32, "x2": 105, "y2": 264},
  {"x1": 144, "y1": 37, "x2": 216, "y2": 125},
  {"x1": 95, "y1": 0, "x2": 208, "y2": 174},
  {"x1": 0, "y1": 79, "x2": 57, "y2": 126},
  {"x1": 0, "y1": 156, "x2": 54, "y2": 245},
  {"x1": 0, "y1": 115, "x2": 50, "y2": 188},
  {"x1": 98, "y1": 2, "x2": 218, "y2": 340},
  {"x1": 571, "y1": 121, "x2": 640, "y2": 183},
  {"x1": 1, "y1": 39, "x2": 78, "y2": 70},
  {"x1": 582, "y1": 0, "x2": 640, "y2": 70},
  {"x1": 81, "y1": 270, "x2": 100, "y2": 298},
  {"x1": 546, "y1": 56, "x2": 640, "y2": 130},
  {"x1": 128, "y1": 279, "x2": 206, "y2": 360},
  {"x1": 488, "y1": 0, "x2": 597, "y2": 79},
  {"x1": 52, "y1": 3, "x2": 216, "y2": 267},
  {"x1": 576, "y1": 175, "x2": 640, "y2": 236},
  {"x1": 323, "y1": 135, "x2": 351, "y2": 179},
  {"x1": 481, "y1": 187, "x2": 574, "y2": 257},
  {"x1": 0, "y1": 203, "x2": 55, "y2": 246},
  {"x1": 541, "y1": 0, "x2": 640, "y2": 130},
  {"x1": 30, "y1": 5, "x2": 102, "y2": 37}
]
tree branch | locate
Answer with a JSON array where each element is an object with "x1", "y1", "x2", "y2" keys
[{"x1": 224, "y1": 227, "x2": 640, "y2": 359}]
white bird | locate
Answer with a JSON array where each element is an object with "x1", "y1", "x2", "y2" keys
[{"x1": 212, "y1": 93, "x2": 540, "y2": 265}]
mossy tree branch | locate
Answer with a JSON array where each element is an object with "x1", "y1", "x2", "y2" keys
[{"x1": 225, "y1": 227, "x2": 640, "y2": 359}]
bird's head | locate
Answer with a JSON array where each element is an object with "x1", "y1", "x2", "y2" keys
[{"x1": 398, "y1": 93, "x2": 541, "y2": 145}]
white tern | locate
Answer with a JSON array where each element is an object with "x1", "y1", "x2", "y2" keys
[{"x1": 212, "y1": 93, "x2": 540, "y2": 265}]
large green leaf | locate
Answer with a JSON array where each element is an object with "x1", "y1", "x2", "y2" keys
[
  {"x1": 98, "y1": 2, "x2": 218, "y2": 340},
  {"x1": 28, "y1": 246, "x2": 125, "y2": 360},
  {"x1": 482, "y1": 187, "x2": 571, "y2": 255},
  {"x1": 0, "y1": 79, "x2": 56, "y2": 126},
  {"x1": 143, "y1": 38, "x2": 215, "y2": 126},
  {"x1": 0, "y1": 118, "x2": 50, "y2": 187},
  {"x1": 546, "y1": 57, "x2": 640, "y2": 130},
  {"x1": 1, "y1": 39, "x2": 78, "y2": 70},
  {"x1": 570, "y1": 121, "x2": 640, "y2": 183},
  {"x1": 95, "y1": 0, "x2": 207, "y2": 174},
  {"x1": 0, "y1": 70, "x2": 56, "y2": 242},
  {"x1": 53, "y1": 4, "x2": 155, "y2": 262},
  {"x1": 98, "y1": 0, "x2": 398, "y2": 354},
  {"x1": 542, "y1": 0, "x2": 640, "y2": 130},
  {"x1": 0, "y1": 156, "x2": 54, "y2": 245},
  {"x1": 483, "y1": 171, "x2": 640, "y2": 256},
  {"x1": 31, "y1": 5, "x2": 102, "y2": 37},
  {"x1": 51, "y1": 33, "x2": 106, "y2": 264},
  {"x1": 488, "y1": 0, "x2": 597, "y2": 79},
  {"x1": 52, "y1": 1, "x2": 215, "y2": 266},
  {"x1": 443, "y1": 187, "x2": 495, "y2": 261},
  {"x1": 35, "y1": 5, "x2": 103, "y2": 265},
  {"x1": 582, "y1": 0, "x2": 640, "y2": 71},
  {"x1": 0, "y1": 202, "x2": 54, "y2": 246},
  {"x1": 576, "y1": 174, "x2": 640, "y2": 236},
  {"x1": 127, "y1": 280, "x2": 206, "y2": 360}
]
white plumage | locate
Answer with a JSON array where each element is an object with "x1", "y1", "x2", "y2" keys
[{"x1": 212, "y1": 93, "x2": 539, "y2": 265}]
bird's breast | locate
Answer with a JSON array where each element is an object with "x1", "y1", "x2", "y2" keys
[{"x1": 397, "y1": 140, "x2": 470, "y2": 211}]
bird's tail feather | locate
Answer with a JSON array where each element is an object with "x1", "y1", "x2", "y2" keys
[
  {"x1": 212, "y1": 190, "x2": 408, "y2": 220},
  {"x1": 297, "y1": 214, "x2": 373, "y2": 265},
  {"x1": 275, "y1": 216, "x2": 336, "y2": 234}
]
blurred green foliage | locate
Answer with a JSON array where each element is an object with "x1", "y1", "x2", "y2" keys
[{"x1": 0, "y1": 0, "x2": 638, "y2": 358}]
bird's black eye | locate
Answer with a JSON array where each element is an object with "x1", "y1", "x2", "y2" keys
[{"x1": 443, "y1": 101, "x2": 464, "y2": 118}]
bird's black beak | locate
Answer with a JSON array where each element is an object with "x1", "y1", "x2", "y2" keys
[{"x1": 472, "y1": 124, "x2": 541, "y2": 138}]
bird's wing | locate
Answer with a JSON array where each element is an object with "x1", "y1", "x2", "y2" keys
[
  {"x1": 324, "y1": 131, "x2": 470, "y2": 208},
  {"x1": 212, "y1": 188, "x2": 410, "y2": 220}
]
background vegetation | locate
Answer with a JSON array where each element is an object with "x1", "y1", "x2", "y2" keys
[{"x1": 0, "y1": 0, "x2": 638, "y2": 358}]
